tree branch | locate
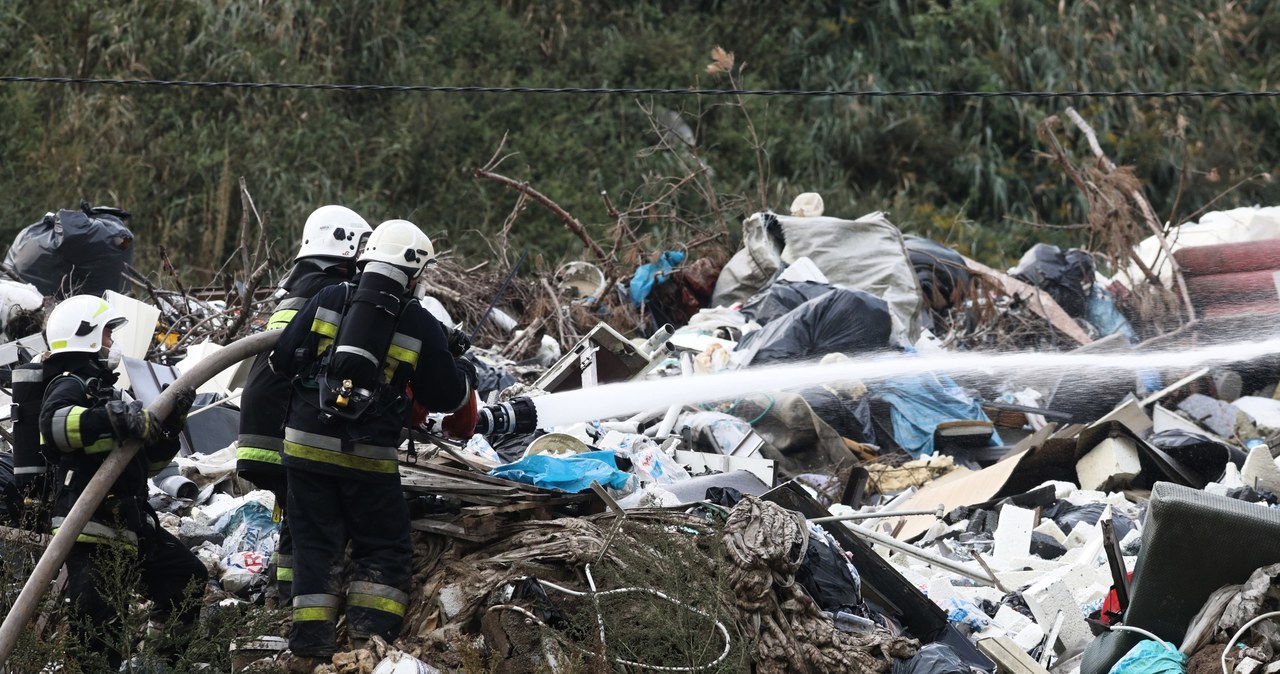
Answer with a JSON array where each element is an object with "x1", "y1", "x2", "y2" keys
[
  {"x1": 1063, "y1": 107, "x2": 1196, "y2": 324},
  {"x1": 473, "y1": 168, "x2": 608, "y2": 261}
]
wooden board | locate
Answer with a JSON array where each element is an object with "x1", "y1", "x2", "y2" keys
[{"x1": 963, "y1": 256, "x2": 1092, "y2": 346}]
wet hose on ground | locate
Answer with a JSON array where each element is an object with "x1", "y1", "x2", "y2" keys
[{"x1": 0, "y1": 330, "x2": 282, "y2": 668}]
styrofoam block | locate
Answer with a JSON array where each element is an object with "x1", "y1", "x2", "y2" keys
[
  {"x1": 1004, "y1": 556, "x2": 1065, "y2": 573},
  {"x1": 1237, "y1": 657, "x2": 1263, "y2": 674},
  {"x1": 1064, "y1": 490, "x2": 1108, "y2": 505},
  {"x1": 920, "y1": 521, "x2": 951, "y2": 546},
  {"x1": 1220, "y1": 462, "x2": 1246, "y2": 490},
  {"x1": 927, "y1": 577, "x2": 958, "y2": 607},
  {"x1": 998, "y1": 570, "x2": 1054, "y2": 591},
  {"x1": 1241, "y1": 445, "x2": 1280, "y2": 494},
  {"x1": 1034, "y1": 520, "x2": 1068, "y2": 544},
  {"x1": 1024, "y1": 569, "x2": 1092, "y2": 653},
  {"x1": 1076, "y1": 437, "x2": 1142, "y2": 491},
  {"x1": 1011, "y1": 620, "x2": 1047, "y2": 652},
  {"x1": 992, "y1": 604, "x2": 1033, "y2": 633},
  {"x1": 438, "y1": 585, "x2": 466, "y2": 620},
  {"x1": 1034, "y1": 480, "x2": 1079, "y2": 499},
  {"x1": 953, "y1": 586, "x2": 1006, "y2": 607},
  {"x1": 994, "y1": 505, "x2": 1036, "y2": 562}
]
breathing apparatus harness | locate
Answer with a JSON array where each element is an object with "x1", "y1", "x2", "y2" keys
[{"x1": 299, "y1": 261, "x2": 418, "y2": 426}]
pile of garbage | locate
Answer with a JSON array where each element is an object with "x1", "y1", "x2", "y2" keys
[{"x1": 1, "y1": 193, "x2": 1279, "y2": 674}]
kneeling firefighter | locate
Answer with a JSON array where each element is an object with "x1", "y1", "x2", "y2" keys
[
  {"x1": 38, "y1": 295, "x2": 200, "y2": 668},
  {"x1": 236, "y1": 204, "x2": 372, "y2": 603},
  {"x1": 268, "y1": 219, "x2": 476, "y2": 662}
]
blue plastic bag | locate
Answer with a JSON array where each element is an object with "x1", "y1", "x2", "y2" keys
[
  {"x1": 629, "y1": 251, "x2": 686, "y2": 306},
  {"x1": 1086, "y1": 284, "x2": 1138, "y2": 343},
  {"x1": 1108, "y1": 640, "x2": 1185, "y2": 674},
  {"x1": 489, "y1": 450, "x2": 633, "y2": 493}
]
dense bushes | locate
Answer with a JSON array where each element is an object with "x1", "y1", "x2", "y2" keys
[{"x1": 0, "y1": 0, "x2": 1276, "y2": 282}]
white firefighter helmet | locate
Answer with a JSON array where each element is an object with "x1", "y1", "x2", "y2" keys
[
  {"x1": 295, "y1": 205, "x2": 373, "y2": 261},
  {"x1": 45, "y1": 295, "x2": 128, "y2": 355},
  {"x1": 359, "y1": 219, "x2": 436, "y2": 274}
]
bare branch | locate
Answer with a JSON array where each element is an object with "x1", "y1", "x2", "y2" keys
[
  {"x1": 1064, "y1": 107, "x2": 1196, "y2": 324},
  {"x1": 472, "y1": 168, "x2": 608, "y2": 261}
]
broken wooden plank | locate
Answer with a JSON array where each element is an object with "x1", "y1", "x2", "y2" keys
[
  {"x1": 962, "y1": 256, "x2": 1092, "y2": 346},
  {"x1": 977, "y1": 635, "x2": 1052, "y2": 674},
  {"x1": 410, "y1": 518, "x2": 495, "y2": 543},
  {"x1": 0, "y1": 524, "x2": 51, "y2": 548}
]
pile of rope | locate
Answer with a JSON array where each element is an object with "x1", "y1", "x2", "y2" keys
[{"x1": 721, "y1": 496, "x2": 919, "y2": 673}]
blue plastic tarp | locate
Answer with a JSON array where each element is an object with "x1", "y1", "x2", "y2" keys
[
  {"x1": 629, "y1": 251, "x2": 686, "y2": 306},
  {"x1": 875, "y1": 372, "x2": 1001, "y2": 459},
  {"x1": 489, "y1": 450, "x2": 633, "y2": 493},
  {"x1": 1108, "y1": 640, "x2": 1185, "y2": 674}
]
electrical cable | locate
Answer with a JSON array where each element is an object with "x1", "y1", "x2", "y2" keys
[
  {"x1": 1, "y1": 75, "x2": 1278, "y2": 99},
  {"x1": 1107, "y1": 625, "x2": 1173, "y2": 650},
  {"x1": 1221, "y1": 610, "x2": 1280, "y2": 674}
]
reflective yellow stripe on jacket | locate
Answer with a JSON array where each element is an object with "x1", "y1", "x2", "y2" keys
[
  {"x1": 50, "y1": 406, "x2": 114, "y2": 454},
  {"x1": 282, "y1": 428, "x2": 399, "y2": 475}
]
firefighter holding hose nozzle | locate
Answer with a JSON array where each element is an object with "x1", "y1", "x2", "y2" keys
[{"x1": 267, "y1": 219, "x2": 476, "y2": 669}]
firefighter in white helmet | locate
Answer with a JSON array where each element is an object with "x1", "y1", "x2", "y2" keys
[
  {"x1": 268, "y1": 219, "x2": 475, "y2": 664},
  {"x1": 236, "y1": 204, "x2": 373, "y2": 604},
  {"x1": 39, "y1": 295, "x2": 200, "y2": 668}
]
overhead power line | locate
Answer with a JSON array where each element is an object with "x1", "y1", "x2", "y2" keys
[{"x1": 0, "y1": 75, "x2": 1277, "y2": 99}]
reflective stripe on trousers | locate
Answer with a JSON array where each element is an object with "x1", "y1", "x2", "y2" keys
[
  {"x1": 292, "y1": 593, "x2": 340, "y2": 623},
  {"x1": 347, "y1": 581, "x2": 408, "y2": 618}
]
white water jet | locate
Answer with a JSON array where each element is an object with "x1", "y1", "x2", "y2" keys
[{"x1": 529, "y1": 337, "x2": 1280, "y2": 429}]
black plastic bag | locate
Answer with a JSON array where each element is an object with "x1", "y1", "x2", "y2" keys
[
  {"x1": 796, "y1": 529, "x2": 862, "y2": 614},
  {"x1": 904, "y1": 236, "x2": 971, "y2": 313},
  {"x1": 1030, "y1": 531, "x2": 1067, "y2": 560},
  {"x1": 739, "y1": 280, "x2": 835, "y2": 326},
  {"x1": 1042, "y1": 501, "x2": 1135, "y2": 540},
  {"x1": 704, "y1": 486, "x2": 744, "y2": 508},
  {"x1": 891, "y1": 643, "x2": 970, "y2": 674},
  {"x1": 1009, "y1": 243, "x2": 1095, "y2": 318},
  {"x1": 4, "y1": 203, "x2": 134, "y2": 297},
  {"x1": 1149, "y1": 429, "x2": 1247, "y2": 482},
  {"x1": 798, "y1": 385, "x2": 877, "y2": 445},
  {"x1": 736, "y1": 287, "x2": 893, "y2": 365}
]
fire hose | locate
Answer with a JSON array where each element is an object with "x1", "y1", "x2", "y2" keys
[{"x1": 0, "y1": 329, "x2": 281, "y2": 667}]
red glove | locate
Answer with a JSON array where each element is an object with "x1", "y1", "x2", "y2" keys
[
  {"x1": 407, "y1": 384, "x2": 429, "y2": 430},
  {"x1": 441, "y1": 392, "x2": 480, "y2": 439}
]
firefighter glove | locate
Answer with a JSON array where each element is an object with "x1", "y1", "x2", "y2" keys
[
  {"x1": 447, "y1": 327, "x2": 471, "y2": 357},
  {"x1": 105, "y1": 400, "x2": 164, "y2": 446},
  {"x1": 455, "y1": 356, "x2": 478, "y2": 393},
  {"x1": 164, "y1": 386, "x2": 197, "y2": 434}
]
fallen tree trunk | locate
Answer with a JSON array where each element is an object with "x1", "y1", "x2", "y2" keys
[{"x1": 0, "y1": 330, "x2": 282, "y2": 668}]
